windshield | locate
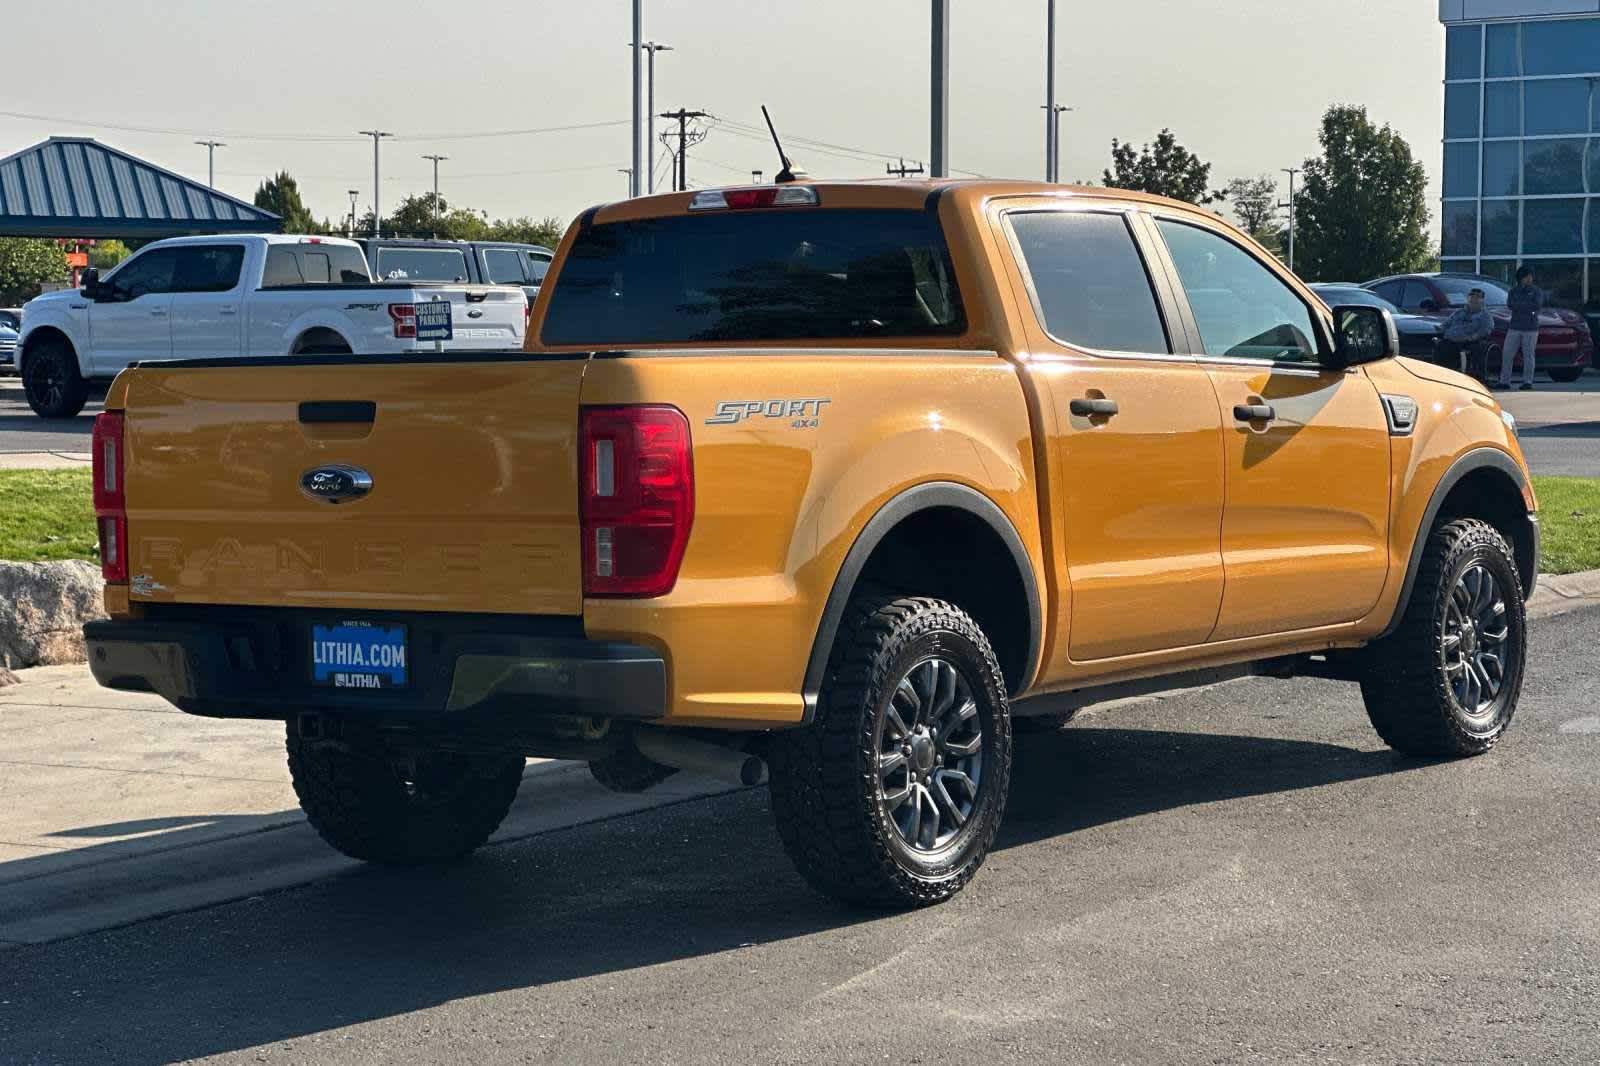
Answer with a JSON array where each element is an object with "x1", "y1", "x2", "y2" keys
[
  {"x1": 540, "y1": 209, "x2": 965, "y2": 345},
  {"x1": 374, "y1": 248, "x2": 470, "y2": 283},
  {"x1": 1434, "y1": 277, "x2": 1509, "y2": 306},
  {"x1": 1316, "y1": 287, "x2": 1402, "y2": 314}
]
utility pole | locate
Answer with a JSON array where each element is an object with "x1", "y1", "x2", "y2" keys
[
  {"x1": 630, "y1": 0, "x2": 643, "y2": 197},
  {"x1": 931, "y1": 0, "x2": 950, "y2": 177},
  {"x1": 358, "y1": 130, "x2": 392, "y2": 237},
  {"x1": 1044, "y1": 0, "x2": 1055, "y2": 182},
  {"x1": 1280, "y1": 166, "x2": 1300, "y2": 272},
  {"x1": 194, "y1": 140, "x2": 225, "y2": 189},
  {"x1": 886, "y1": 158, "x2": 925, "y2": 178},
  {"x1": 660, "y1": 109, "x2": 708, "y2": 191},
  {"x1": 636, "y1": 41, "x2": 672, "y2": 193},
  {"x1": 421, "y1": 154, "x2": 448, "y2": 230},
  {"x1": 347, "y1": 189, "x2": 359, "y2": 237},
  {"x1": 1041, "y1": 104, "x2": 1073, "y2": 183}
]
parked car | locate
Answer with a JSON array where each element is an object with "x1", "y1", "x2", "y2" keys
[
  {"x1": 1365, "y1": 272, "x2": 1594, "y2": 382},
  {"x1": 1309, "y1": 284, "x2": 1441, "y2": 361},
  {"x1": 85, "y1": 180, "x2": 1538, "y2": 909},
  {"x1": 357, "y1": 238, "x2": 553, "y2": 307},
  {"x1": 0, "y1": 309, "x2": 19, "y2": 374},
  {"x1": 17, "y1": 234, "x2": 528, "y2": 418}
]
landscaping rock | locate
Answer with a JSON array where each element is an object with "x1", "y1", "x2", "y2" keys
[{"x1": 0, "y1": 561, "x2": 106, "y2": 669}]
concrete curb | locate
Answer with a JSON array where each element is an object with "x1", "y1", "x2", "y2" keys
[
  {"x1": 0, "y1": 451, "x2": 92, "y2": 470},
  {"x1": 1529, "y1": 569, "x2": 1600, "y2": 616}
]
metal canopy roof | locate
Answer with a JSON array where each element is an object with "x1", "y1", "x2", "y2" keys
[{"x1": 0, "y1": 137, "x2": 281, "y2": 239}]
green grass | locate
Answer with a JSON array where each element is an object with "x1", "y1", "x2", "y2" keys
[
  {"x1": 0, "y1": 469, "x2": 98, "y2": 563},
  {"x1": 1532, "y1": 476, "x2": 1600, "y2": 575},
  {"x1": 0, "y1": 469, "x2": 1596, "y2": 577}
]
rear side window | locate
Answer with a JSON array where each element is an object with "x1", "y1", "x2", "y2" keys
[
  {"x1": 540, "y1": 209, "x2": 965, "y2": 345},
  {"x1": 262, "y1": 247, "x2": 304, "y2": 286},
  {"x1": 483, "y1": 248, "x2": 528, "y2": 284},
  {"x1": 1008, "y1": 211, "x2": 1169, "y2": 354},
  {"x1": 526, "y1": 251, "x2": 552, "y2": 283},
  {"x1": 171, "y1": 245, "x2": 244, "y2": 293},
  {"x1": 375, "y1": 248, "x2": 470, "y2": 282}
]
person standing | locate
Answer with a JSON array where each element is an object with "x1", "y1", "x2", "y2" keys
[
  {"x1": 1437, "y1": 287, "x2": 1495, "y2": 379},
  {"x1": 1499, "y1": 266, "x2": 1543, "y2": 391}
]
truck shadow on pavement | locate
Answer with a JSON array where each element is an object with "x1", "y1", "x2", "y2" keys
[{"x1": 1, "y1": 725, "x2": 1426, "y2": 1065}]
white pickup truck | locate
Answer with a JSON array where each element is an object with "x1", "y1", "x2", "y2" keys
[{"x1": 17, "y1": 234, "x2": 528, "y2": 418}]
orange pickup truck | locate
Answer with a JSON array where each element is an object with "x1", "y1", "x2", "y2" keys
[{"x1": 84, "y1": 179, "x2": 1538, "y2": 908}]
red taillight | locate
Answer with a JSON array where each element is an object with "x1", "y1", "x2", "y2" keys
[
  {"x1": 580, "y1": 405, "x2": 694, "y2": 598},
  {"x1": 92, "y1": 411, "x2": 128, "y2": 583},
  {"x1": 388, "y1": 303, "x2": 417, "y2": 338}
]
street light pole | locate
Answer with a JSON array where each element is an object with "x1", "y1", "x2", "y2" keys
[
  {"x1": 421, "y1": 154, "x2": 448, "y2": 231},
  {"x1": 931, "y1": 0, "x2": 950, "y2": 178},
  {"x1": 358, "y1": 131, "x2": 392, "y2": 237},
  {"x1": 640, "y1": 42, "x2": 673, "y2": 193},
  {"x1": 1044, "y1": 0, "x2": 1055, "y2": 182},
  {"x1": 1041, "y1": 104, "x2": 1073, "y2": 184},
  {"x1": 347, "y1": 189, "x2": 359, "y2": 237},
  {"x1": 630, "y1": 0, "x2": 643, "y2": 197},
  {"x1": 194, "y1": 140, "x2": 225, "y2": 188},
  {"x1": 1281, "y1": 166, "x2": 1300, "y2": 272},
  {"x1": 618, "y1": 168, "x2": 633, "y2": 194}
]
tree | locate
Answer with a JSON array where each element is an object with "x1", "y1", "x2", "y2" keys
[
  {"x1": 88, "y1": 239, "x2": 131, "y2": 270},
  {"x1": 0, "y1": 238, "x2": 68, "y2": 304},
  {"x1": 1225, "y1": 175, "x2": 1279, "y2": 239},
  {"x1": 1293, "y1": 105, "x2": 1432, "y2": 282},
  {"x1": 1103, "y1": 129, "x2": 1224, "y2": 205},
  {"x1": 486, "y1": 216, "x2": 565, "y2": 248},
  {"x1": 382, "y1": 193, "x2": 488, "y2": 240},
  {"x1": 253, "y1": 171, "x2": 318, "y2": 234}
]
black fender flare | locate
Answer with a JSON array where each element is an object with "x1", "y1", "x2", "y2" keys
[
  {"x1": 800, "y1": 481, "x2": 1043, "y2": 722},
  {"x1": 1376, "y1": 447, "x2": 1536, "y2": 639}
]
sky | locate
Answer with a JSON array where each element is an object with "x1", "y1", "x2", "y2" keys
[{"x1": 0, "y1": 1, "x2": 1446, "y2": 235}]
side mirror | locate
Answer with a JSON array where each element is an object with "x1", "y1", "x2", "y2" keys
[
  {"x1": 1330, "y1": 304, "x2": 1398, "y2": 368},
  {"x1": 80, "y1": 267, "x2": 109, "y2": 301}
]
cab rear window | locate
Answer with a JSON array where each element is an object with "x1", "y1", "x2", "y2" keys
[{"x1": 540, "y1": 209, "x2": 965, "y2": 345}]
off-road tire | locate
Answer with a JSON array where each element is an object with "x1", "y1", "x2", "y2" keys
[
  {"x1": 286, "y1": 719, "x2": 525, "y2": 864},
  {"x1": 588, "y1": 743, "x2": 679, "y2": 793},
  {"x1": 1360, "y1": 518, "x2": 1527, "y2": 757},
  {"x1": 768, "y1": 593, "x2": 1012, "y2": 908},
  {"x1": 22, "y1": 338, "x2": 89, "y2": 419}
]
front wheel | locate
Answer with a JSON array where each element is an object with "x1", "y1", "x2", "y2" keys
[
  {"x1": 1360, "y1": 519, "x2": 1527, "y2": 757},
  {"x1": 1548, "y1": 367, "x2": 1583, "y2": 383},
  {"x1": 768, "y1": 594, "x2": 1012, "y2": 908},
  {"x1": 286, "y1": 718, "x2": 525, "y2": 864},
  {"x1": 22, "y1": 340, "x2": 89, "y2": 419}
]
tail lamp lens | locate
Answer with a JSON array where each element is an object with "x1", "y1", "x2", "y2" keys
[
  {"x1": 388, "y1": 303, "x2": 417, "y2": 338},
  {"x1": 580, "y1": 405, "x2": 693, "y2": 597},
  {"x1": 91, "y1": 411, "x2": 128, "y2": 583}
]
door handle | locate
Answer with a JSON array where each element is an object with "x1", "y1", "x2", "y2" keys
[
  {"x1": 1069, "y1": 397, "x2": 1119, "y2": 417},
  {"x1": 219, "y1": 305, "x2": 237, "y2": 315},
  {"x1": 149, "y1": 307, "x2": 168, "y2": 316},
  {"x1": 1233, "y1": 403, "x2": 1276, "y2": 422}
]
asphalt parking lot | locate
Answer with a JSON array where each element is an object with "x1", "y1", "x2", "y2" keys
[
  {"x1": 3, "y1": 604, "x2": 1598, "y2": 1066},
  {"x1": 2, "y1": 373, "x2": 1595, "y2": 476}
]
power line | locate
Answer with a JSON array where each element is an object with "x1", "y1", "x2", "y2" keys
[
  {"x1": 0, "y1": 107, "x2": 627, "y2": 144},
  {"x1": 659, "y1": 109, "x2": 708, "y2": 192}
]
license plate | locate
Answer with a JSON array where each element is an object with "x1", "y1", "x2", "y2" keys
[{"x1": 310, "y1": 621, "x2": 408, "y2": 689}]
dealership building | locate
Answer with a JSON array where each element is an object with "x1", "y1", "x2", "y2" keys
[{"x1": 1441, "y1": 0, "x2": 1600, "y2": 307}]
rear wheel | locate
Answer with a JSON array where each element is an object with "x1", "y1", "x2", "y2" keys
[
  {"x1": 286, "y1": 718, "x2": 525, "y2": 864},
  {"x1": 768, "y1": 594, "x2": 1011, "y2": 908},
  {"x1": 1360, "y1": 519, "x2": 1526, "y2": 757},
  {"x1": 1548, "y1": 367, "x2": 1583, "y2": 383},
  {"x1": 22, "y1": 338, "x2": 89, "y2": 419}
]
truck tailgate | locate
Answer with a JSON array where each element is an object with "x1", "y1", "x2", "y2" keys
[
  {"x1": 419, "y1": 287, "x2": 526, "y2": 350},
  {"x1": 115, "y1": 356, "x2": 586, "y2": 615}
]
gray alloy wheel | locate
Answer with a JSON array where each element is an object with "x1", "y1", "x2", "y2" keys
[
  {"x1": 876, "y1": 656, "x2": 985, "y2": 853},
  {"x1": 1441, "y1": 563, "x2": 1512, "y2": 731}
]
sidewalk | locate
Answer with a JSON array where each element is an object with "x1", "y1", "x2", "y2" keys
[
  {"x1": 0, "y1": 451, "x2": 91, "y2": 470},
  {"x1": 0, "y1": 666, "x2": 735, "y2": 946}
]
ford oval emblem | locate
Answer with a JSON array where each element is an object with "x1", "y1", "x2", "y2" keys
[{"x1": 299, "y1": 465, "x2": 373, "y2": 505}]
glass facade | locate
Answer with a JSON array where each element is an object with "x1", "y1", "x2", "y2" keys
[{"x1": 1442, "y1": 14, "x2": 1600, "y2": 309}]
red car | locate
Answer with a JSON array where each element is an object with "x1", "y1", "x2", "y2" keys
[{"x1": 1365, "y1": 272, "x2": 1593, "y2": 382}]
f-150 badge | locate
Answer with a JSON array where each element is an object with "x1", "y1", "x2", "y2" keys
[{"x1": 706, "y1": 398, "x2": 831, "y2": 429}]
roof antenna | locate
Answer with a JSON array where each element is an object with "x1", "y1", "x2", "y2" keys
[{"x1": 761, "y1": 105, "x2": 808, "y2": 184}]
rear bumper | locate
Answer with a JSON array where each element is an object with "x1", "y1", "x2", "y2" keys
[{"x1": 84, "y1": 609, "x2": 665, "y2": 723}]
